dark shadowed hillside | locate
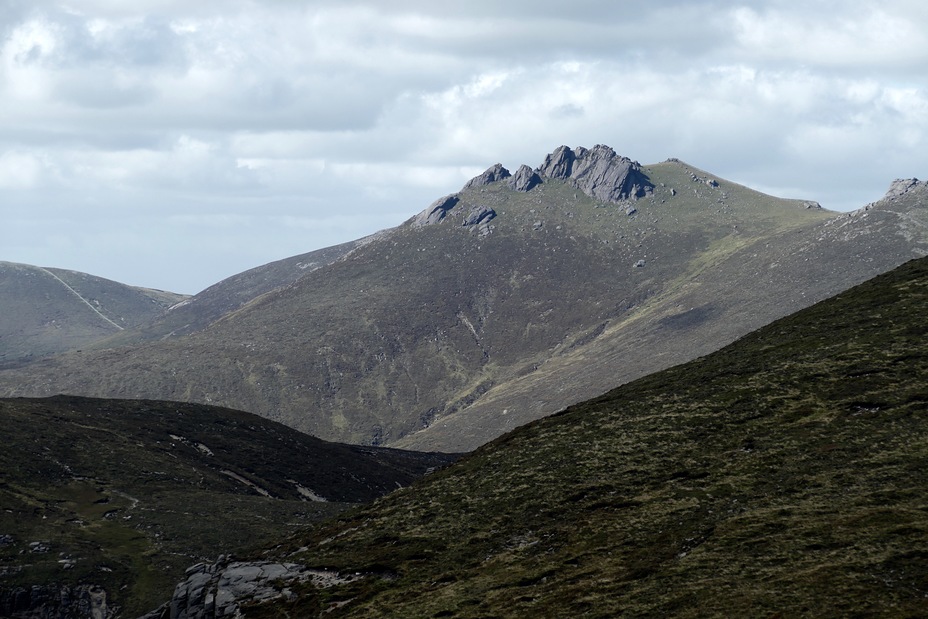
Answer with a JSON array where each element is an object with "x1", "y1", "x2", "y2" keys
[
  {"x1": 160, "y1": 255, "x2": 928, "y2": 617},
  {"x1": 0, "y1": 397, "x2": 455, "y2": 617},
  {"x1": 2, "y1": 147, "x2": 926, "y2": 451}
]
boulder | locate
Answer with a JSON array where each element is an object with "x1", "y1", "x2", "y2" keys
[
  {"x1": 462, "y1": 206, "x2": 497, "y2": 227},
  {"x1": 537, "y1": 145, "x2": 576, "y2": 178},
  {"x1": 412, "y1": 195, "x2": 460, "y2": 227},
  {"x1": 509, "y1": 164, "x2": 542, "y2": 192},
  {"x1": 464, "y1": 163, "x2": 511, "y2": 189},
  {"x1": 142, "y1": 558, "x2": 360, "y2": 619}
]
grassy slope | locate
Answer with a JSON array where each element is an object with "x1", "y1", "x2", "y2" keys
[
  {"x1": 0, "y1": 161, "x2": 856, "y2": 448},
  {"x1": 0, "y1": 262, "x2": 187, "y2": 366},
  {"x1": 248, "y1": 256, "x2": 928, "y2": 617},
  {"x1": 0, "y1": 397, "x2": 455, "y2": 617},
  {"x1": 397, "y1": 164, "x2": 928, "y2": 450}
]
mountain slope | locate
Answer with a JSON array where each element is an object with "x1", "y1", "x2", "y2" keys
[
  {"x1": 0, "y1": 396, "x2": 455, "y2": 617},
  {"x1": 94, "y1": 237, "x2": 370, "y2": 348},
  {"x1": 0, "y1": 262, "x2": 187, "y2": 367},
  {"x1": 396, "y1": 170, "x2": 928, "y2": 450},
  {"x1": 1, "y1": 147, "x2": 926, "y2": 451},
  {"x1": 176, "y1": 255, "x2": 928, "y2": 618}
]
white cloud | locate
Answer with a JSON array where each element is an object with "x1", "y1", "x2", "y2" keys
[
  {"x1": 1, "y1": 19, "x2": 59, "y2": 101},
  {"x1": 0, "y1": 151, "x2": 45, "y2": 188},
  {"x1": 731, "y1": 4, "x2": 928, "y2": 69},
  {"x1": 0, "y1": 0, "x2": 926, "y2": 292}
]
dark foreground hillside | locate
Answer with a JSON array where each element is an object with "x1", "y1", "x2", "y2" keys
[
  {"x1": 0, "y1": 397, "x2": 455, "y2": 618},
  {"x1": 195, "y1": 257, "x2": 928, "y2": 617}
]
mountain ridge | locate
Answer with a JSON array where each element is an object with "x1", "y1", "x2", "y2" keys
[
  {"x1": 1, "y1": 146, "x2": 926, "y2": 451},
  {"x1": 396, "y1": 166, "x2": 928, "y2": 450}
]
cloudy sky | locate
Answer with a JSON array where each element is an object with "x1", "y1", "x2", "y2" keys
[{"x1": 2, "y1": 1, "x2": 927, "y2": 293}]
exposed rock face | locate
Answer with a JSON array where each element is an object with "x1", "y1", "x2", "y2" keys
[
  {"x1": 0, "y1": 584, "x2": 111, "y2": 618},
  {"x1": 411, "y1": 196, "x2": 497, "y2": 236},
  {"x1": 464, "y1": 163, "x2": 511, "y2": 189},
  {"x1": 536, "y1": 144, "x2": 654, "y2": 203},
  {"x1": 885, "y1": 178, "x2": 925, "y2": 199},
  {"x1": 509, "y1": 164, "x2": 542, "y2": 192},
  {"x1": 462, "y1": 205, "x2": 497, "y2": 238},
  {"x1": 417, "y1": 145, "x2": 651, "y2": 230},
  {"x1": 462, "y1": 205, "x2": 496, "y2": 227},
  {"x1": 140, "y1": 558, "x2": 358, "y2": 619},
  {"x1": 538, "y1": 145, "x2": 577, "y2": 178},
  {"x1": 412, "y1": 194, "x2": 460, "y2": 226}
]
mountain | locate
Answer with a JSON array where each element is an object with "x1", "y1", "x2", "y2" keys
[
  {"x1": 0, "y1": 396, "x2": 455, "y2": 618},
  {"x1": 94, "y1": 238, "x2": 370, "y2": 348},
  {"x1": 151, "y1": 255, "x2": 928, "y2": 618},
  {"x1": 0, "y1": 262, "x2": 187, "y2": 367},
  {"x1": 1, "y1": 147, "x2": 926, "y2": 451}
]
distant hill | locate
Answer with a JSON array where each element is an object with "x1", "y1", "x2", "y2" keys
[
  {"x1": 157, "y1": 255, "x2": 928, "y2": 617},
  {"x1": 2, "y1": 147, "x2": 927, "y2": 451},
  {"x1": 0, "y1": 396, "x2": 456, "y2": 618},
  {"x1": 0, "y1": 262, "x2": 187, "y2": 367},
  {"x1": 95, "y1": 237, "x2": 368, "y2": 348}
]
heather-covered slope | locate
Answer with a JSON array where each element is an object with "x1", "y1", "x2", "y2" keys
[
  {"x1": 0, "y1": 262, "x2": 186, "y2": 367},
  {"x1": 192, "y1": 255, "x2": 928, "y2": 618},
  {"x1": 0, "y1": 396, "x2": 455, "y2": 617},
  {"x1": 2, "y1": 148, "x2": 926, "y2": 451}
]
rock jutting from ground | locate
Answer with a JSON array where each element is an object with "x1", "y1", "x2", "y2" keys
[
  {"x1": 412, "y1": 194, "x2": 460, "y2": 226},
  {"x1": 509, "y1": 164, "x2": 542, "y2": 192},
  {"x1": 535, "y1": 144, "x2": 654, "y2": 203},
  {"x1": 463, "y1": 163, "x2": 512, "y2": 189},
  {"x1": 885, "y1": 178, "x2": 925, "y2": 199},
  {"x1": 139, "y1": 558, "x2": 360, "y2": 619}
]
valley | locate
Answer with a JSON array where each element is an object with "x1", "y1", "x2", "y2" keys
[
  {"x1": 150, "y1": 250, "x2": 928, "y2": 617},
  {"x1": 1, "y1": 147, "x2": 926, "y2": 452},
  {"x1": 0, "y1": 396, "x2": 455, "y2": 617},
  {"x1": 2, "y1": 145, "x2": 927, "y2": 617}
]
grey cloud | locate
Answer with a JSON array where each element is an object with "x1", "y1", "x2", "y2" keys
[{"x1": 1, "y1": 0, "x2": 926, "y2": 292}]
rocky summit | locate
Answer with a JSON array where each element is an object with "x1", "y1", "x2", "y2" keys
[
  {"x1": 536, "y1": 144, "x2": 653, "y2": 201},
  {"x1": 0, "y1": 146, "x2": 926, "y2": 453},
  {"x1": 460, "y1": 144, "x2": 652, "y2": 202}
]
